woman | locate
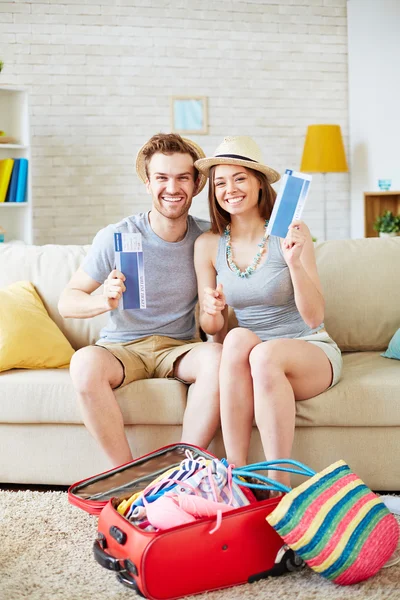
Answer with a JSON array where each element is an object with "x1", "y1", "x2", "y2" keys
[{"x1": 194, "y1": 136, "x2": 342, "y2": 492}]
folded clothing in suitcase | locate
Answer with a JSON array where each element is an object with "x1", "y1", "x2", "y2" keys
[{"x1": 69, "y1": 443, "x2": 304, "y2": 599}]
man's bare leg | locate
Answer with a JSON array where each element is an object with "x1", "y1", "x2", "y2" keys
[
  {"x1": 174, "y1": 342, "x2": 222, "y2": 448},
  {"x1": 69, "y1": 346, "x2": 133, "y2": 466}
]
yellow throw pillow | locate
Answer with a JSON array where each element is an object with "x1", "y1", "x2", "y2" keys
[{"x1": 0, "y1": 281, "x2": 75, "y2": 372}]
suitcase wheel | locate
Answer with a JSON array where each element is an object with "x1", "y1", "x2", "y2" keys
[
  {"x1": 248, "y1": 545, "x2": 305, "y2": 583},
  {"x1": 282, "y1": 548, "x2": 305, "y2": 572}
]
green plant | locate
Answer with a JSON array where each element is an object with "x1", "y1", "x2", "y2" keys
[
  {"x1": 0, "y1": 60, "x2": 3, "y2": 73},
  {"x1": 373, "y1": 210, "x2": 400, "y2": 234}
]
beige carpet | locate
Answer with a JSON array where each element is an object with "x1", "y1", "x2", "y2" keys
[{"x1": 1, "y1": 491, "x2": 400, "y2": 600}]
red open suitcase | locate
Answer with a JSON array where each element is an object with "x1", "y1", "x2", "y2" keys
[{"x1": 69, "y1": 443, "x2": 304, "y2": 599}]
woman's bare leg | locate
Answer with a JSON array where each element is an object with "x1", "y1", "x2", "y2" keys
[
  {"x1": 249, "y1": 338, "x2": 333, "y2": 489},
  {"x1": 219, "y1": 328, "x2": 262, "y2": 467}
]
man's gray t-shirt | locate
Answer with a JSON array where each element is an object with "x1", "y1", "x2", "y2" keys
[{"x1": 81, "y1": 212, "x2": 209, "y2": 343}]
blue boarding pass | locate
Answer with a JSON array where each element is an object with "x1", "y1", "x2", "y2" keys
[
  {"x1": 266, "y1": 169, "x2": 312, "y2": 238},
  {"x1": 114, "y1": 232, "x2": 146, "y2": 310}
]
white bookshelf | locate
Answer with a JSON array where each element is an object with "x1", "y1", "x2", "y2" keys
[{"x1": 0, "y1": 86, "x2": 32, "y2": 243}]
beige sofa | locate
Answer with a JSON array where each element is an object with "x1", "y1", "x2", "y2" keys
[{"x1": 0, "y1": 237, "x2": 399, "y2": 490}]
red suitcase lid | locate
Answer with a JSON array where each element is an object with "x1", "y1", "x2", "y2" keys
[{"x1": 68, "y1": 443, "x2": 218, "y2": 516}]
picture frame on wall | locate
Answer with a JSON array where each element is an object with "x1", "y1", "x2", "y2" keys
[{"x1": 171, "y1": 96, "x2": 208, "y2": 135}]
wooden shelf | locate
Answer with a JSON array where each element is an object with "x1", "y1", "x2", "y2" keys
[
  {"x1": 0, "y1": 144, "x2": 28, "y2": 150},
  {"x1": 364, "y1": 191, "x2": 400, "y2": 237},
  {"x1": 0, "y1": 87, "x2": 31, "y2": 243}
]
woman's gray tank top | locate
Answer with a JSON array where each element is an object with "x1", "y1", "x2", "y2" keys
[{"x1": 216, "y1": 234, "x2": 323, "y2": 341}]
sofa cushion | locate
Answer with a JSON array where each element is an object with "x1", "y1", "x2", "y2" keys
[
  {"x1": 0, "y1": 352, "x2": 399, "y2": 427},
  {"x1": 315, "y1": 237, "x2": 400, "y2": 351},
  {"x1": 0, "y1": 281, "x2": 75, "y2": 372},
  {"x1": 0, "y1": 243, "x2": 106, "y2": 350},
  {"x1": 0, "y1": 368, "x2": 187, "y2": 425},
  {"x1": 295, "y1": 351, "x2": 400, "y2": 426}
]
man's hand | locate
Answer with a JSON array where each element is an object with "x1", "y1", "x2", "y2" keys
[
  {"x1": 203, "y1": 283, "x2": 226, "y2": 316},
  {"x1": 103, "y1": 269, "x2": 126, "y2": 311}
]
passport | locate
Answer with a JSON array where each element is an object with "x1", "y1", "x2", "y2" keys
[
  {"x1": 267, "y1": 169, "x2": 312, "y2": 238},
  {"x1": 114, "y1": 232, "x2": 146, "y2": 310}
]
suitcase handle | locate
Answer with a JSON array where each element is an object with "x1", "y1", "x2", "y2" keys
[
  {"x1": 94, "y1": 537, "x2": 144, "y2": 596},
  {"x1": 93, "y1": 537, "x2": 122, "y2": 572},
  {"x1": 116, "y1": 571, "x2": 144, "y2": 596}
]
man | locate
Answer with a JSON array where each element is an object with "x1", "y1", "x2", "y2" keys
[{"x1": 58, "y1": 133, "x2": 221, "y2": 466}]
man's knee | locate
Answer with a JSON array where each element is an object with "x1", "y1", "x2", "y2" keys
[
  {"x1": 196, "y1": 342, "x2": 222, "y2": 376},
  {"x1": 70, "y1": 346, "x2": 122, "y2": 392}
]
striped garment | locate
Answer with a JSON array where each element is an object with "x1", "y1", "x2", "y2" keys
[
  {"x1": 172, "y1": 458, "x2": 251, "y2": 508},
  {"x1": 267, "y1": 460, "x2": 399, "y2": 585},
  {"x1": 124, "y1": 457, "x2": 210, "y2": 518}
]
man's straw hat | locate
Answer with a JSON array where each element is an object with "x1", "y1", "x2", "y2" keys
[
  {"x1": 136, "y1": 137, "x2": 207, "y2": 196},
  {"x1": 195, "y1": 136, "x2": 280, "y2": 184}
]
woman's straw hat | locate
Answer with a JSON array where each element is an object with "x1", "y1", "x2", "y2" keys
[
  {"x1": 195, "y1": 136, "x2": 280, "y2": 184},
  {"x1": 136, "y1": 137, "x2": 207, "y2": 196}
]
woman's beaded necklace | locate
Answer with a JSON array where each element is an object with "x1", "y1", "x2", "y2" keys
[{"x1": 224, "y1": 219, "x2": 269, "y2": 278}]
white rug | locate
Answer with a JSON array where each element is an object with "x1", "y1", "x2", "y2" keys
[{"x1": 0, "y1": 491, "x2": 400, "y2": 600}]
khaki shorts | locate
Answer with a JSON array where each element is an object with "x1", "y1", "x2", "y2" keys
[
  {"x1": 96, "y1": 335, "x2": 203, "y2": 389},
  {"x1": 298, "y1": 329, "x2": 343, "y2": 388}
]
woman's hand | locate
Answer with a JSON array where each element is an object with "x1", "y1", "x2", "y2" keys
[
  {"x1": 203, "y1": 283, "x2": 226, "y2": 316},
  {"x1": 282, "y1": 221, "x2": 308, "y2": 266},
  {"x1": 103, "y1": 269, "x2": 126, "y2": 310}
]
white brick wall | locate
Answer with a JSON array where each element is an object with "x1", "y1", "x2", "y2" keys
[{"x1": 1, "y1": 0, "x2": 349, "y2": 244}]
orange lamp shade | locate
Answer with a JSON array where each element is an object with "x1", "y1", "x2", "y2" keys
[{"x1": 300, "y1": 125, "x2": 348, "y2": 173}]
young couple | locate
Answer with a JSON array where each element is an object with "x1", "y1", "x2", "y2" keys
[{"x1": 59, "y1": 133, "x2": 342, "y2": 490}]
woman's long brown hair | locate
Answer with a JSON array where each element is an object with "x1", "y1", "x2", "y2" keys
[{"x1": 208, "y1": 166, "x2": 277, "y2": 235}]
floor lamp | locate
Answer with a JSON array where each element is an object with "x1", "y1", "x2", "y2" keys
[{"x1": 300, "y1": 125, "x2": 348, "y2": 240}]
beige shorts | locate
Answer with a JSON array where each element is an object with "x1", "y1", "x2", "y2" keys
[
  {"x1": 298, "y1": 330, "x2": 343, "y2": 388},
  {"x1": 96, "y1": 335, "x2": 203, "y2": 389}
]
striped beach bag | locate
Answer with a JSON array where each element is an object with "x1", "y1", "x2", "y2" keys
[{"x1": 233, "y1": 459, "x2": 400, "y2": 585}]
